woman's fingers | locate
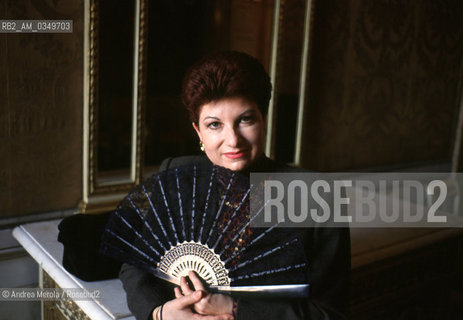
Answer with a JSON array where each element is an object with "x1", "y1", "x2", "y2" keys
[
  {"x1": 175, "y1": 290, "x2": 204, "y2": 308},
  {"x1": 163, "y1": 291, "x2": 234, "y2": 320},
  {"x1": 188, "y1": 271, "x2": 206, "y2": 291},
  {"x1": 180, "y1": 276, "x2": 194, "y2": 295},
  {"x1": 174, "y1": 287, "x2": 183, "y2": 299}
]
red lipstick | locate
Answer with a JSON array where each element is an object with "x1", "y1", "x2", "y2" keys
[{"x1": 224, "y1": 151, "x2": 245, "y2": 159}]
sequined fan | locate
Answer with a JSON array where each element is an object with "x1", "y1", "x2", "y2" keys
[{"x1": 100, "y1": 162, "x2": 309, "y2": 297}]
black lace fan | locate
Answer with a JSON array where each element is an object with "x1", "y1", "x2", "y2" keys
[{"x1": 101, "y1": 162, "x2": 309, "y2": 297}]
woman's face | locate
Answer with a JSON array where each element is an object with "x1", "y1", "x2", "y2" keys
[{"x1": 193, "y1": 97, "x2": 266, "y2": 171}]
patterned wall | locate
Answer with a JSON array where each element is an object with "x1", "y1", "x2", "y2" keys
[
  {"x1": 0, "y1": 0, "x2": 83, "y2": 217},
  {"x1": 301, "y1": 0, "x2": 463, "y2": 171}
]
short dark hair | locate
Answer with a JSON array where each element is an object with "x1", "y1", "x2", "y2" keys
[{"x1": 182, "y1": 51, "x2": 272, "y2": 124}]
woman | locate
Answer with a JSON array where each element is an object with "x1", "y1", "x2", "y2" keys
[{"x1": 119, "y1": 51, "x2": 350, "y2": 320}]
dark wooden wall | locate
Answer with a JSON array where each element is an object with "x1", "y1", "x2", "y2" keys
[
  {"x1": 2, "y1": 0, "x2": 463, "y2": 217},
  {"x1": 0, "y1": 1, "x2": 83, "y2": 218}
]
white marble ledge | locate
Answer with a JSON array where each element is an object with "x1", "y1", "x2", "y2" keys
[{"x1": 12, "y1": 220, "x2": 134, "y2": 320}]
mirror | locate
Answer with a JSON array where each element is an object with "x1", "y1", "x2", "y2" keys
[{"x1": 97, "y1": 0, "x2": 136, "y2": 183}]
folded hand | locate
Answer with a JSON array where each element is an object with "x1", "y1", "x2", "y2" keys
[
  {"x1": 174, "y1": 271, "x2": 234, "y2": 317},
  {"x1": 160, "y1": 290, "x2": 233, "y2": 320}
]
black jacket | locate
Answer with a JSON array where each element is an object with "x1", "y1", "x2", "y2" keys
[{"x1": 119, "y1": 155, "x2": 351, "y2": 320}]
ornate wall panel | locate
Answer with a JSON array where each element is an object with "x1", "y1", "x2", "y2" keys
[
  {"x1": 301, "y1": 0, "x2": 463, "y2": 171},
  {"x1": 0, "y1": 1, "x2": 83, "y2": 217}
]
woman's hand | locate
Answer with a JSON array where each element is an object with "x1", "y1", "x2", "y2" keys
[
  {"x1": 174, "y1": 271, "x2": 235, "y2": 316},
  {"x1": 159, "y1": 290, "x2": 234, "y2": 320}
]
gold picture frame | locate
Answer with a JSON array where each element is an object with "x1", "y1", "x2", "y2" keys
[{"x1": 80, "y1": 0, "x2": 148, "y2": 213}]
